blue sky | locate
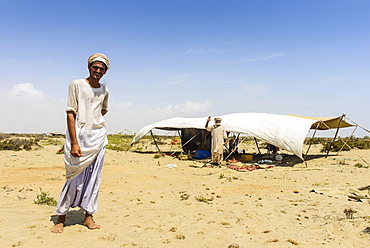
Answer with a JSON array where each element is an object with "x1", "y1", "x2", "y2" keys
[{"x1": 1, "y1": 0, "x2": 369, "y2": 136}]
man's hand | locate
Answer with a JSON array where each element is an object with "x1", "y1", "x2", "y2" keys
[
  {"x1": 101, "y1": 109, "x2": 108, "y2": 116},
  {"x1": 70, "y1": 143, "x2": 82, "y2": 157},
  {"x1": 207, "y1": 116, "x2": 211, "y2": 122}
]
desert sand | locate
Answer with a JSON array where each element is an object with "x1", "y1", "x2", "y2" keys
[{"x1": 1, "y1": 141, "x2": 370, "y2": 247}]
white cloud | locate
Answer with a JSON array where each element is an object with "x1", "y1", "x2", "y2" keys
[
  {"x1": 163, "y1": 75, "x2": 192, "y2": 86},
  {"x1": 150, "y1": 100, "x2": 212, "y2": 116},
  {"x1": 0, "y1": 83, "x2": 65, "y2": 133},
  {"x1": 109, "y1": 101, "x2": 133, "y2": 112},
  {"x1": 9, "y1": 83, "x2": 44, "y2": 99},
  {"x1": 183, "y1": 47, "x2": 232, "y2": 55},
  {"x1": 235, "y1": 52, "x2": 285, "y2": 63},
  {"x1": 241, "y1": 84, "x2": 270, "y2": 97}
]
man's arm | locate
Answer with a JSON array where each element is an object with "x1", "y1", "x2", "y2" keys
[
  {"x1": 67, "y1": 111, "x2": 82, "y2": 157},
  {"x1": 205, "y1": 116, "x2": 211, "y2": 128}
]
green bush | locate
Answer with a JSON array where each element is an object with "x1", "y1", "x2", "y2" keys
[
  {"x1": 34, "y1": 188, "x2": 57, "y2": 206},
  {"x1": 321, "y1": 137, "x2": 370, "y2": 152},
  {"x1": 106, "y1": 134, "x2": 133, "y2": 151},
  {"x1": 0, "y1": 138, "x2": 40, "y2": 151}
]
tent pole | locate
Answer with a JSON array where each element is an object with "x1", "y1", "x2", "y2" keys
[
  {"x1": 168, "y1": 130, "x2": 182, "y2": 153},
  {"x1": 318, "y1": 120, "x2": 353, "y2": 152},
  {"x1": 150, "y1": 130, "x2": 162, "y2": 154},
  {"x1": 224, "y1": 133, "x2": 242, "y2": 161},
  {"x1": 336, "y1": 125, "x2": 358, "y2": 155},
  {"x1": 304, "y1": 121, "x2": 321, "y2": 160},
  {"x1": 254, "y1": 137, "x2": 261, "y2": 154},
  {"x1": 345, "y1": 117, "x2": 370, "y2": 134},
  {"x1": 170, "y1": 131, "x2": 201, "y2": 156},
  {"x1": 326, "y1": 113, "x2": 345, "y2": 158},
  {"x1": 180, "y1": 131, "x2": 201, "y2": 148}
]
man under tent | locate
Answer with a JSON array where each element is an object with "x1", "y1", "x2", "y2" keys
[
  {"x1": 228, "y1": 135, "x2": 239, "y2": 155},
  {"x1": 205, "y1": 116, "x2": 227, "y2": 165}
]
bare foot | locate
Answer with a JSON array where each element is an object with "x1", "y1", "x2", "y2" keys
[
  {"x1": 83, "y1": 213, "x2": 101, "y2": 230},
  {"x1": 51, "y1": 215, "x2": 65, "y2": 233}
]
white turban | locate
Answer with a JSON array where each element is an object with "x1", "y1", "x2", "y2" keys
[
  {"x1": 214, "y1": 117, "x2": 222, "y2": 122},
  {"x1": 88, "y1": 53, "x2": 110, "y2": 70}
]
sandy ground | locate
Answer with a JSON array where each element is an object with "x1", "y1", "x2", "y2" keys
[{"x1": 1, "y1": 143, "x2": 370, "y2": 248}]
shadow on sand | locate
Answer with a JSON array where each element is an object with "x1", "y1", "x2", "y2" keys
[
  {"x1": 133, "y1": 150, "x2": 334, "y2": 168},
  {"x1": 50, "y1": 208, "x2": 85, "y2": 227}
]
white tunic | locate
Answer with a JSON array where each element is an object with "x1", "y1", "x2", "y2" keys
[
  {"x1": 206, "y1": 125, "x2": 227, "y2": 155},
  {"x1": 64, "y1": 79, "x2": 109, "y2": 180}
]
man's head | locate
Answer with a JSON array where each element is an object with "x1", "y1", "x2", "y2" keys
[
  {"x1": 88, "y1": 53, "x2": 110, "y2": 70},
  {"x1": 87, "y1": 53, "x2": 110, "y2": 80},
  {"x1": 214, "y1": 117, "x2": 222, "y2": 126}
]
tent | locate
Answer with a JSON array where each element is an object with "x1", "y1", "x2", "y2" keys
[{"x1": 130, "y1": 113, "x2": 356, "y2": 160}]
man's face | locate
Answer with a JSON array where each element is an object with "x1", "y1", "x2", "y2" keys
[{"x1": 88, "y1": 61, "x2": 107, "y2": 80}]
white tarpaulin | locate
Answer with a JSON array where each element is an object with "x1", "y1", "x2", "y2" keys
[{"x1": 131, "y1": 113, "x2": 319, "y2": 160}]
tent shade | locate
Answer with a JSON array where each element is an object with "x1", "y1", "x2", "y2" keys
[
  {"x1": 131, "y1": 113, "x2": 332, "y2": 160},
  {"x1": 180, "y1": 128, "x2": 211, "y2": 153},
  {"x1": 288, "y1": 115, "x2": 354, "y2": 130}
]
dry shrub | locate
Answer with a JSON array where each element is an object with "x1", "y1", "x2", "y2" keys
[
  {"x1": 321, "y1": 137, "x2": 370, "y2": 152},
  {"x1": 0, "y1": 138, "x2": 40, "y2": 151}
]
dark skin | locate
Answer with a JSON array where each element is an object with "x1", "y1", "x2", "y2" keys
[
  {"x1": 205, "y1": 116, "x2": 226, "y2": 143},
  {"x1": 205, "y1": 116, "x2": 221, "y2": 128},
  {"x1": 205, "y1": 116, "x2": 212, "y2": 128},
  {"x1": 51, "y1": 61, "x2": 108, "y2": 233},
  {"x1": 69, "y1": 61, "x2": 108, "y2": 157}
]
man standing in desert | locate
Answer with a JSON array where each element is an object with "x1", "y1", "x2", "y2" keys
[
  {"x1": 52, "y1": 53, "x2": 110, "y2": 233},
  {"x1": 205, "y1": 116, "x2": 227, "y2": 165}
]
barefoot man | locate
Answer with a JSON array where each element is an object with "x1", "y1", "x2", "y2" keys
[{"x1": 52, "y1": 53, "x2": 110, "y2": 233}]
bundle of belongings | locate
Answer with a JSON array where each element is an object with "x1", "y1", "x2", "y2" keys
[
  {"x1": 227, "y1": 158, "x2": 275, "y2": 171},
  {"x1": 348, "y1": 185, "x2": 370, "y2": 203},
  {"x1": 310, "y1": 184, "x2": 370, "y2": 204}
]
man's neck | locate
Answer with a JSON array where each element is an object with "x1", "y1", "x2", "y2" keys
[{"x1": 86, "y1": 77, "x2": 100, "y2": 88}]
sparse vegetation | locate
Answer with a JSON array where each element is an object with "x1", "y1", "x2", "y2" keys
[
  {"x1": 305, "y1": 137, "x2": 331, "y2": 145},
  {"x1": 33, "y1": 188, "x2": 57, "y2": 206},
  {"x1": 174, "y1": 234, "x2": 185, "y2": 240},
  {"x1": 312, "y1": 182, "x2": 329, "y2": 187},
  {"x1": 287, "y1": 239, "x2": 299, "y2": 245},
  {"x1": 344, "y1": 207, "x2": 357, "y2": 219},
  {"x1": 354, "y1": 162, "x2": 368, "y2": 168},
  {"x1": 106, "y1": 133, "x2": 133, "y2": 151},
  {"x1": 195, "y1": 195, "x2": 214, "y2": 204},
  {"x1": 0, "y1": 133, "x2": 47, "y2": 151},
  {"x1": 320, "y1": 136, "x2": 370, "y2": 152},
  {"x1": 303, "y1": 136, "x2": 370, "y2": 152},
  {"x1": 154, "y1": 153, "x2": 165, "y2": 159},
  {"x1": 0, "y1": 138, "x2": 40, "y2": 151},
  {"x1": 180, "y1": 192, "x2": 190, "y2": 200},
  {"x1": 228, "y1": 244, "x2": 240, "y2": 248},
  {"x1": 218, "y1": 173, "x2": 239, "y2": 182}
]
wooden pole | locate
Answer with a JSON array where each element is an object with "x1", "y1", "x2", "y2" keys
[
  {"x1": 150, "y1": 130, "x2": 162, "y2": 154},
  {"x1": 326, "y1": 114, "x2": 345, "y2": 158},
  {"x1": 304, "y1": 121, "x2": 321, "y2": 160},
  {"x1": 170, "y1": 131, "x2": 201, "y2": 156},
  {"x1": 336, "y1": 125, "x2": 358, "y2": 155},
  {"x1": 345, "y1": 117, "x2": 370, "y2": 134},
  {"x1": 224, "y1": 133, "x2": 242, "y2": 161},
  {"x1": 254, "y1": 137, "x2": 261, "y2": 154}
]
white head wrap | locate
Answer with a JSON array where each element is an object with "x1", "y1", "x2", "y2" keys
[
  {"x1": 88, "y1": 53, "x2": 110, "y2": 70},
  {"x1": 214, "y1": 117, "x2": 222, "y2": 126}
]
